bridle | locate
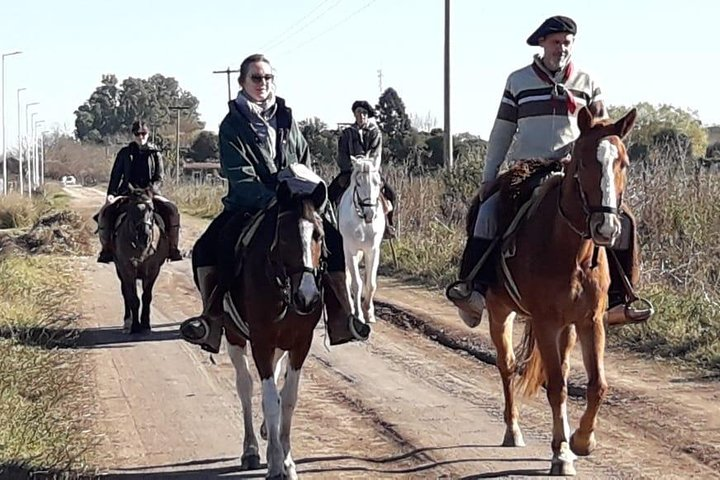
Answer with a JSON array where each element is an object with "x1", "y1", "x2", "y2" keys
[{"x1": 558, "y1": 140, "x2": 622, "y2": 240}]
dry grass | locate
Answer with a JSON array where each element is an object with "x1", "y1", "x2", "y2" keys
[{"x1": 0, "y1": 256, "x2": 96, "y2": 477}]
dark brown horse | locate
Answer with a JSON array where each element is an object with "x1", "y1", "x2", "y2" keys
[
  {"x1": 218, "y1": 171, "x2": 327, "y2": 480},
  {"x1": 113, "y1": 187, "x2": 169, "y2": 334},
  {"x1": 474, "y1": 107, "x2": 637, "y2": 476}
]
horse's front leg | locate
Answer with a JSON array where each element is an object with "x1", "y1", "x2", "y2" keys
[
  {"x1": 344, "y1": 245, "x2": 364, "y2": 323},
  {"x1": 279, "y1": 346, "x2": 310, "y2": 480},
  {"x1": 140, "y1": 271, "x2": 159, "y2": 330},
  {"x1": 534, "y1": 322, "x2": 576, "y2": 476},
  {"x1": 227, "y1": 339, "x2": 260, "y2": 471},
  {"x1": 119, "y1": 274, "x2": 141, "y2": 334},
  {"x1": 361, "y1": 244, "x2": 380, "y2": 324},
  {"x1": 252, "y1": 345, "x2": 284, "y2": 480},
  {"x1": 571, "y1": 316, "x2": 608, "y2": 457}
]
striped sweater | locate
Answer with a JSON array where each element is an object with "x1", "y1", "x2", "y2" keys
[{"x1": 483, "y1": 55, "x2": 606, "y2": 183}]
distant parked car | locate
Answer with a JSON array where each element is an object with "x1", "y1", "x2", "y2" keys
[{"x1": 61, "y1": 175, "x2": 78, "y2": 187}]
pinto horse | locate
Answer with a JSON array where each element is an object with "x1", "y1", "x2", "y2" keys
[
  {"x1": 337, "y1": 155, "x2": 385, "y2": 324},
  {"x1": 113, "y1": 187, "x2": 169, "y2": 333},
  {"x1": 221, "y1": 167, "x2": 328, "y2": 480},
  {"x1": 474, "y1": 107, "x2": 637, "y2": 476}
]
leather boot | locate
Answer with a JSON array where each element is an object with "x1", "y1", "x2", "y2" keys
[
  {"x1": 322, "y1": 270, "x2": 370, "y2": 345},
  {"x1": 179, "y1": 266, "x2": 225, "y2": 353}
]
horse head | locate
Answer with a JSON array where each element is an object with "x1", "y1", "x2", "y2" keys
[
  {"x1": 350, "y1": 155, "x2": 383, "y2": 224},
  {"x1": 272, "y1": 172, "x2": 327, "y2": 316},
  {"x1": 567, "y1": 107, "x2": 636, "y2": 247},
  {"x1": 125, "y1": 185, "x2": 157, "y2": 253}
]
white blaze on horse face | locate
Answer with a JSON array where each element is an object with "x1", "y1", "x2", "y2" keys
[
  {"x1": 596, "y1": 139, "x2": 619, "y2": 209},
  {"x1": 297, "y1": 217, "x2": 317, "y2": 301}
]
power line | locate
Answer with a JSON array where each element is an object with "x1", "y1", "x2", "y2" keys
[
  {"x1": 258, "y1": 0, "x2": 333, "y2": 51},
  {"x1": 261, "y1": 0, "x2": 344, "y2": 53},
  {"x1": 276, "y1": 0, "x2": 379, "y2": 57}
]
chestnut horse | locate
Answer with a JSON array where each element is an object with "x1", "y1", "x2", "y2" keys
[
  {"x1": 477, "y1": 107, "x2": 637, "y2": 475},
  {"x1": 220, "y1": 168, "x2": 328, "y2": 480}
]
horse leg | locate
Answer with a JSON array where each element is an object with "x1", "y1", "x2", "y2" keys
[
  {"x1": 534, "y1": 322, "x2": 576, "y2": 476},
  {"x1": 119, "y1": 276, "x2": 141, "y2": 334},
  {"x1": 140, "y1": 272, "x2": 158, "y2": 330},
  {"x1": 278, "y1": 347, "x2": 309, "y2": 480},
  {"x1": 261, "y1": 349, "x2": 287, "y2": 441},
  {"x1": 344, "y1": 246, "x2": 365, "y2": 323},
  {"x1": 487, "y1": 302, "x2": 524, "y2": 447},
  {"x1": 570, "y1": 317, "x2": 608, "y2": 457},
  {"x1": 252, "y1": 346, "x2": 285, "y2": 480},
  {"x1": 361, "y1": 245, "x2": 380, "y2": 324},
  {"x1": 227, "y1": 341, "x2": 261, "y2": 471}
]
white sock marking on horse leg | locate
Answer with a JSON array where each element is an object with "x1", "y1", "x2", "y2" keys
[
  {"x1": 262, "y1": 378, "x2": 284, "y2": 477},
  {"x1": 281, "y1": 366, "x2": 301, "y2": 476},
  {"x1": 228, "y1": 343, "x2": 258, "y2": 458}
]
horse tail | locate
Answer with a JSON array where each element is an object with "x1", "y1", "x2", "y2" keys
[{"x1": 514, "y1": 320, "x2": 546, "y2": 398}]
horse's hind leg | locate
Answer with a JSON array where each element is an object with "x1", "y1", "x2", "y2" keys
[
  {"x1": 227, "y1": 339, "x2": 260, "y2": 471},
  {"x1": 571, "y1": 317, "x2": 607, "y2": 457},
  {"x1": 487, "y1": 301, "x2": 524, "y2": 447},
  {"x1": 344, "y1": 248, "x2": 365, "y2": 323},
  {"x1": 140, "y1": 272, "x2": 159, "y2": 330}
]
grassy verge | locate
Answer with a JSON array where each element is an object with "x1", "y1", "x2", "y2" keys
[{"x1": 0, "y1": 195, "x2": 96, "y2": 478}]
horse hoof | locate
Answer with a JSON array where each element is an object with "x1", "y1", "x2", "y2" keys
[
  {"x1": 570, "y1": 431, "x2": 596, "y2": 456},
  {"x1": 130, "y1": 325, "x2": 143, "y2": 334},
  {"x1": 502, "y1": 427, "x2": 525, "y2": 447},
  {"x1": 549, "y1": 459, "x2": 576, "y2": 476},
  {"x1": 240, "y1": 453, "x2": 261, "y2": 471}
]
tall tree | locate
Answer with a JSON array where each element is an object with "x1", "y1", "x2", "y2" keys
[
  {"x1": 299, "y1": 117, "x2": 338, "y2": 166},
  {"x1": 188, "y1": 130, "x2": 219, "y2": 162},
  {"x1": 74, "y1": 74, "x2": 204, "y2": 145},
  {"x1": 376, "y1": 87, "x2": 412, "y2": 140}
]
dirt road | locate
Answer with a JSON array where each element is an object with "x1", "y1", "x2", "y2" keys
[{"x1": 66, "y1": 186, "x2": 719, "y2": 479}]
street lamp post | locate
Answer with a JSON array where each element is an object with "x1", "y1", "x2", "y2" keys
[
  {"x1": 25, "y1": 102, "x2": 39, "y2": 197},
  {"x1": 33, "y1": 120, "x2": 44, "y2": 189},
  {"x1": 17, "y1": 87, "x2": 25, "y2": 194},
  {"x1": 28, "y1": 112, "x2": 38, "y2": 196},
  {"x1": 2, "y1": 50, "x2": 22, "y2": 195}
]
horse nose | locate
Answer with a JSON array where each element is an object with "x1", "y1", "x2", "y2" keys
[
  {"x1": 592, "y1": 213, "x2": 620, "y2": 246},
  {"x1": 294, "y1": 271, "x2": 320, "y2": 314}
]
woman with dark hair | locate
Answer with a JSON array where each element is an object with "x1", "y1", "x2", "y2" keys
[{"x1": 180, "y1": 54, "x2": 368, "y2": 353}]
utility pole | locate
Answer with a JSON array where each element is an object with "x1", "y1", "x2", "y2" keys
[
  {"x1": 213, "y1": 67, "x2": 241, "y2": 102},
  {"x1": 24, "y1": 102, "x2": 39, "y2": 196},
  {"x1": 169, "y1": 105, "x2": 190, "y2": 184},
  {"x1": 16, "y1": 87, "x2": 25, "y2": 194},
  {"x1": 33, "y1": 119, "x2": 43, "y2": 189},
  {"x1": 443, "y1": 0, "x2": 453, "y2": 170}
]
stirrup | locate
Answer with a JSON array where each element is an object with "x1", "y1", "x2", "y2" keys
[
  {"x1": 605, "y1": 298, "x2": 654, "y2": 327},
  {"x1": 179, "y1": 316, "x2": 222, "y2": 354}
]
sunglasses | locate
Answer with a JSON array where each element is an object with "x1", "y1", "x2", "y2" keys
[
  {"x1": 250, "y1": 74, "x2": 274, "y2": 84},
  {"x1": 134, "y1": 131, "x2": 148, "y2": 137}
]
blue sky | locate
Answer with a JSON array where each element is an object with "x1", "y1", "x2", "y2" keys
[{"x1": 2, "y1": 0, "x2": 719, "y2": 149}]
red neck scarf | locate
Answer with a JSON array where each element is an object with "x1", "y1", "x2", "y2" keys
[{"x1": 532, "y1": 59, "x2": 577, "y2": 114}]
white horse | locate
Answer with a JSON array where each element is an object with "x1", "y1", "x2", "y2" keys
[{"x1": 337, "y1": 155, "x2": 386, "y2": 324}]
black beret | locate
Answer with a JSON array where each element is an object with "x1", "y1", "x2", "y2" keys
[
  {"x1": 351, "y1": 100, "x2": 375, "y2": 117},
  {"x1": 526, "y1": 16, "x2": 577, "y2": 46}
]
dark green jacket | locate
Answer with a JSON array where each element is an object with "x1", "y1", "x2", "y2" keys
[{"x1": 219, "y1": 97, "x2": 311, "y2": 211}]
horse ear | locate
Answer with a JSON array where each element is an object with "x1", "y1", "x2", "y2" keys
[
  {"x1": 614, "y1": 108, "x2": 637, "y2": 139},
  {"x1": 311, "y1": 182, "x2": 328, "y2": 211},
  {"x1": 577, "y1": 107, "x2": 594, "y2": 134}
]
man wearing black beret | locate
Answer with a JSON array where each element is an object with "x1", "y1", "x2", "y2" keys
[{"x1": 448, "y1": 16, "x2": 651, "y2": 327}]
